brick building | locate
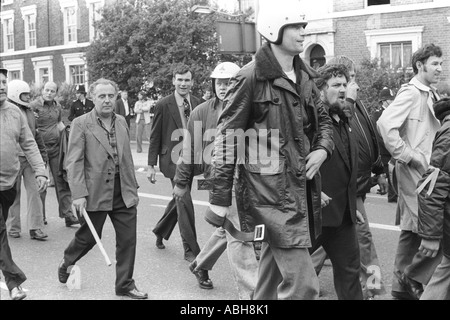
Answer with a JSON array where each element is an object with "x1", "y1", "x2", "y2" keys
[
  {"x1": 0, "y1": 0, "x2": 109, "y2": 88},
  {"x1": 300, "y1": 0, "x2": 450, "y2": 83}
]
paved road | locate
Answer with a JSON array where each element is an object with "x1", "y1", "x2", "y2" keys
[{"x1": 1, "y1": 142, "x2": 402, "y2": 301}]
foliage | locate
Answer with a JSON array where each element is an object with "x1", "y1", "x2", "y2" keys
[
  {"x1": 86, "y1": 0, "x2": 220, "y2": 100},
  {"x1": 357, "y1": 58, "x2": 414, "y2": 114}
]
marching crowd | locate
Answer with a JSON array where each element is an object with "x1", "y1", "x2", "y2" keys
[{"x1": 1, "y1": 0, "x2": 450, "y2": 301}]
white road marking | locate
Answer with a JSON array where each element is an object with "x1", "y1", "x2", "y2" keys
[{"x1": 138, "y1": 192, "x2": 401, "y2": 232}]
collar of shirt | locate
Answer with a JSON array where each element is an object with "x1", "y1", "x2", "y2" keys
[
  {"x1": 174, "y1": 91, "x2": 191, "y2": 108},
  {"x1": 95, "y1": 109, "x2": 117, "y2": 123}
]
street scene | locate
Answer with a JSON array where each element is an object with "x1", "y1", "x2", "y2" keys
[
  {"x1": 1, "y1": 0, "x2": 450, "y2": 303},
  {"x1": 1, "y1": 141, "x2": 399, "y2": 300}
]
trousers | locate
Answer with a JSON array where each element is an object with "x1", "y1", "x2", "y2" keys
[
  {"x1": 7, "y1": 157, "x2": 44, "y2": 233},
  {"x1": 392, "y1": 230, "x2": 443, "y2": 293},
  {"x1": 194, "y1": 204, "x2": 258, "y2": 300},
  {"x1": 420, "y1": 255, "x2": 450, "y2": 300},
  {"x1": 0, "y1": 188, "x2": 27, "y2": 291},
  {"x1": 152, "y1": 179, "x2": 200, "y2": 258},
  {"x1": 62, "y1": 175, "x2": 137, "y2": 293}
]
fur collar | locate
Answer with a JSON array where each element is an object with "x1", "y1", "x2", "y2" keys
[{"x1": 254, "y1": 43, "x2": 320, "y2": 82}]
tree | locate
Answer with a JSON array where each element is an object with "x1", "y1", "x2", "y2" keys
[
  {"x1": 357, "y1": 58, "x2": 413, "y2": 114},
  {"x1": 86, "y1": 0, "x2": 219, "y2": 99}
]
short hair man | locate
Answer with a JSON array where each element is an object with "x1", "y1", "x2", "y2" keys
[
  {"x1": 0, "y1": 68, "x2": 48, "y2": 300},
  {"x1": 147, "y1": 65, "x2": 203, "y2": 262},
  {"x1": 115, "y1": 89, "x2": 133, "y2": 128},
  {"x1": 59, "y1": 78, "x2": 147, "y2": 299},
  {"x1": 68, "y1": 84, "x2": 95, "y2": 122},
  {"x1": 207, "y1": 1, "x2": 334, "y2": 300},
  {"x1": 30, "y1": 81, "x2": 79, "y2": 227},
  {"x1": 377, "y1": 43, "x2": 444, "y2": 300}
]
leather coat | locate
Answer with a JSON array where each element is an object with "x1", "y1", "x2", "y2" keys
[
  {"x1": 209, "y1": 43, "x2": 334, "y2": 248},
  {"x1": 418, "y1": 115, "x2": 450, "y2": 258}
]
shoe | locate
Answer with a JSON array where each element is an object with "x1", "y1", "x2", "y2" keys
[
  {"x1": 30, "y1": 229, "x2": 48, "y2": 241},
  {"x1": 65, "y1": 215, "x2": 80, "y2": 227},
  {"x1": 189, "y1": 261, "x2": 213, "y2": 290},
  {"x1": 184, "y1": 251, "x2": 196, "y2": 263},
  {"x1": 155, "y1": 235, "x2": 165, "y2": 249},
  {"x1": 10, "y1": 286, "x2": 27, "y2": 300},
  {"x1": 58, "y1": 259, "x2": 69, "y2": 284},
  {"x1": 8, "y1": 231, "x2": 20, "y2": 238},
  {"x1": 391, "y1": 290, "x2": 415, "y2": 300},
  {"x1": 116, "y1": 288, "x2": 148, "y2": 299},
  {"x1": 400, "y1": 273, "x2": 423, "y2": 300}
]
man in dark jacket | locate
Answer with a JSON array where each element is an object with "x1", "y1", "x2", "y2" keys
[
  {"x1": 147, "y1": 65, "x2": 203, "y2": 262},
  {"x1": 207, "y1": 1, "x2": 334, "y2": 300},
  {"x1": 311, "y1": 64, "x2": 363, "y2": 300},
  {"x1": 417, "y1": 97, "x2": 450, "y2": 299}
]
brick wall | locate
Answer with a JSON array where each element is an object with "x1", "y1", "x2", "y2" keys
[
  {"x1": 334, "y1": 7, "x2": 450, "y2": 81},
  {"x1": 334, "y1": 0, "x2": 364, "y2": 12}
]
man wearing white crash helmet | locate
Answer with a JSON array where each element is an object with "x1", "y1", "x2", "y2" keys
[
  {"x1": 0, "y1": 69, "x2": 47, "y2": 300},
  {"x1": 207, "y1": 0, "x2": 334, "y2": 300},
  {"x1": 6, "y1": 80, "x2": 49, "y2": 241},
  {"x1": 174, "y1": 61, "x2": 259, "y2": 299}
]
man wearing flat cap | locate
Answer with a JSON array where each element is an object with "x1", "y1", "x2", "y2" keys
[{"x1": 68, "y1": 84, "x2": 94, "y2": 122}]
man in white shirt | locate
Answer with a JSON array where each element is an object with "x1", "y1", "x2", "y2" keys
[{"x1": 115, "y1": 90, "x2": 133, "y2": 128}]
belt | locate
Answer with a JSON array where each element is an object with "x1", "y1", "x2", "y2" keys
[{"x1": 203, "y1": 207, "x2": 266, "y2": 242}]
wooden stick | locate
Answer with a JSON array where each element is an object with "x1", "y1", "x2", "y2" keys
[{"x1": 77, "y1": 206, "x2": 112, "y2": 266}]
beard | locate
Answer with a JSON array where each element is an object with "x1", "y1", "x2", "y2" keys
[{"x1": 328, "y1": 100, "x2": 349, "y2": 119}]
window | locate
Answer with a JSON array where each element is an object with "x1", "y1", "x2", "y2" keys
[
  {"x1": 59, "y1": 0, "x2": 78, "y2": 44},
  {"x1": 5, "y1": 18, "x2": 14, "y2": 50},
  {"x1": 1, "y1": 0, "x2": 14, "y2": 6},
  {"x1": 70, "y1": 65, "x2": 85, "y2": 85},
  {"x1": 380, "y1": 42, "x2": 412, "y2": 70},
  {"x1": 62, "y1": 53, "x2": 87, "y2": 86},
  {"x1": 32, "y1": 56, "x2": 54, "y2": 87},
  {"x1": 1, "y1": 10, "x2": 15, "y2": 52},
  {"x1": 21, "y1": 5, "x2": 37, "y2": 49},
  {"x1": 86, "y1": 0, "x2": 104, "y2": 41},
  {"x1": 66, "y1": 6, "x2": 77, "y2": 42},
  {"x1": 1, "y1": 59, "x2": 24, "y2": 80},
  {"x1": 367, "y1": 0, "x2": 390, "y2": 6},
  {"x1": 364, "y1": 26, "x2": 424, "y2": 70}
]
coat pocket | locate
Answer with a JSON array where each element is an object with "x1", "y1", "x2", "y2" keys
[{"x1": 244, "y1": 159, "x2": 286, "y2": 207}]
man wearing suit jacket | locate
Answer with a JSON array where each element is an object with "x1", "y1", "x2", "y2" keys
[
  {"x1": 310, "y1": 64, "x2": 364, "y2": 300},
  {"x1": 58, "y1": 78, "x2": 147, "y2": 299},
  {"x1": 147, "y1": 65, "x2": 202, "y2": 262},
  {"x1": 115, "y1": 90, "x2": 133, "y2": 128},
  {"x1": 68, "y1": 85, "x2": 95, "y2": 122}
]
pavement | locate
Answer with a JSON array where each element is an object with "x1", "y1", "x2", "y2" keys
[{"x1": 130, "y1": 140, "x2": 151, "y2": 171}]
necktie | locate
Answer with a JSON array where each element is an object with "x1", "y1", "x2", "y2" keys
[{"x1": 183, "y1": 98, "x2": 191, "y2": 120}]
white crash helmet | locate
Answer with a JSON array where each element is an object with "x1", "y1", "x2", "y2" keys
[
  {"x1": 210, "y1": 62, "x2": 241, "y2": 79},
  {"x1": 8, "y1": 79, "x2": 31, "y2": 107},
  {"x1": 257, "y1": 0, "x2": 308, "y2": 44}
]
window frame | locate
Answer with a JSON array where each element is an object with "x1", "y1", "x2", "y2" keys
[
  {"x1": 364, "y1": 26, "x2": 424, "y2": 71},
  {"x1": 31, "y1": 56, "x2": 54, "y2": 87},
  {"x1": 1, "y1": 10, "x2": 15, "y2": 52},
  {"x1": 59, "y1": 0, "x2": 78, "y2": 44},
  {"x1": 1, "y1": 59, "x2": 24, "y2": 80},
  {"x1": 20, "y1": 5, "x2": 37, "y2": 50}
]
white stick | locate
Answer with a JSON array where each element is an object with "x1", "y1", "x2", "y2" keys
[{"x1": 77, "y1": 207, "x2": 112, "y2": 266}]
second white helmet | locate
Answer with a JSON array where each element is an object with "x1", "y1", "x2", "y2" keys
[
  {"x1": 210, "y1": 62, "x2": 241, "y2": 79},
  {"x1": 8, "y1": 79, "x2": 31, "y2": 107},
  {"x1": 257, "y1": 0, "x2": 308, "y2": 44}
]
